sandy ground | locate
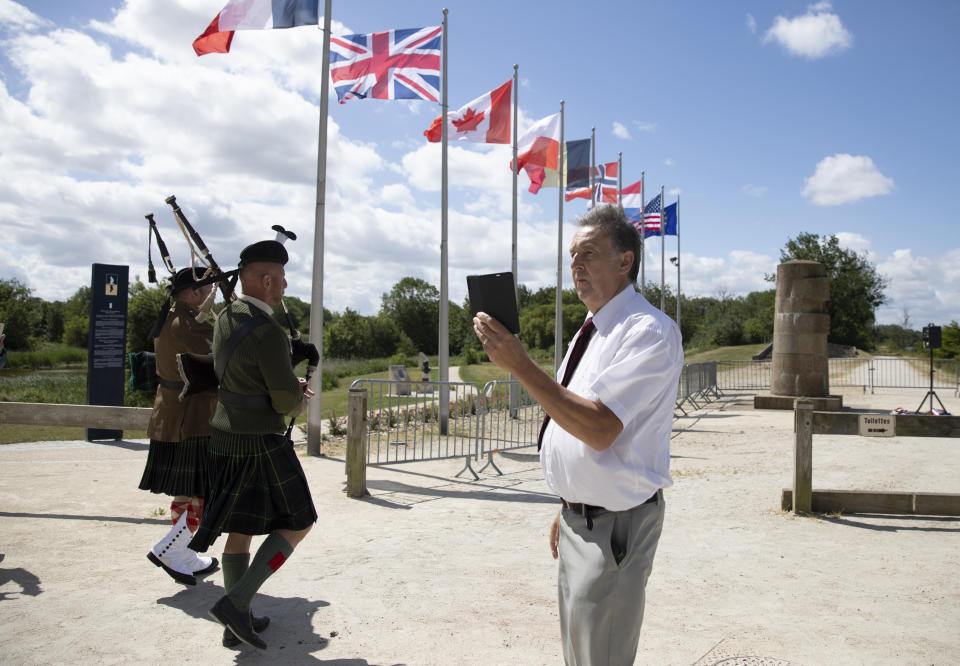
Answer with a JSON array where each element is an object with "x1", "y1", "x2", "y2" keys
[{"x1": 1, "y1": 386, "x2": 958, "y2": 665}]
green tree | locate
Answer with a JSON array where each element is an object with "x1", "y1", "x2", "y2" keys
[
  {"x1": 127, "y1": 280, "x2": 169, "y2": 353},
  {"x1": 324, "y1": 308, "x2": 368, "y2": 358},
  {"x1": 324, "y1": 309, "x2": 401, "y2": 359},
  {"x1": 741, "y1": 289, "x2": 776, "y2": 344},
  {"x1": 937, "y1": 321, "x2": 959, "y2": 359},
  {"x1": 0, "y1": 278, "x2": 42, "y2": 349},
  {"x1": 62, "y1": 286, "x2": 91, "y2": 347},
  {"x1": 40, "y1": 300, "x2": 66, "y2": 342},
  {"x1": 779, "y1": 232, "x2": 887, "y2": 350},
  {"x1": 519, "y1": 301, "x2": 589, "y2": 352},
  {"x1": 874, "y1": 324, "x2": 922, "y2": 353},
  {"x1": 277, "y1": 295, "x2": 311, "y2": 338},
  {"x1": 380, "y1": 277, "x2": 439, "y2": 355}
]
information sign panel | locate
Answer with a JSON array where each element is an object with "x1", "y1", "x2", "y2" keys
[
  {"x1": 86, "y1": 264, "x2": 129, "y2": 441},
  {"x1": 858, "y1": 414, "x2": 895, "y2": 437}
]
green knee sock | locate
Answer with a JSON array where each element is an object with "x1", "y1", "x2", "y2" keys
[
  {"x1": 226, "y1": 533, "x2": 294, "y2": 612},
  {"x1": 221, "y1": 553, "x2": 250, "y2": 594}
]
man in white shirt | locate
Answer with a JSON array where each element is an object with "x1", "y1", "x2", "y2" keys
[{"x1": 474, "y1": 205, "x2": 683, "y2": 665}]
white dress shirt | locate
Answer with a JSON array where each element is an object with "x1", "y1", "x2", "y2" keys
[{"x1": 540, "y1": 285, "x2": 684, "y2": 511}]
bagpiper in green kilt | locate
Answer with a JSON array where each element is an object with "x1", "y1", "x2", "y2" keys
[
  {"x1": 188, "y1": 428, "x2": 317, "y2": 553},
  {"x1": 138, "y1": 435, "x2": 209, "y2": 498}
]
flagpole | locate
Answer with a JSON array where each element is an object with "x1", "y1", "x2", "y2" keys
[
  {"x1": 438, "y1": 8, "x2": 449, "y2": 435},
  {"x1": 660, "y1": 184, "x2": 665, "y2": 312},
  {"x1": 306, "y1": 0, "x2": 332, "y2": 455},
  {"x1": 640, "y1": 171, "x2": 645, "y2": 298},
  {"x1": 509, "y1": 64, "x2": 519, "y2": 415},
  {"x1": 590, "y1": 127, "x2": 596, "y2": 207},
  {"x1": 511, "y1": 64, "x2": 518, "y2": 294},
  {"x1": 617, "y1": 152, "x2": 622, "y2": 206},
  {"x1": 676, "y1": 194, "x2": 681, "y2": 331},
  {"x1": 554, "y1": 100, "x2": 565, "y2": 375}
]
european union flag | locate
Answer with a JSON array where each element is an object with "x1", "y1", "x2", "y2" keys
[{"x1": 663, "y1": 202, "x2": 678, "y2": 236}]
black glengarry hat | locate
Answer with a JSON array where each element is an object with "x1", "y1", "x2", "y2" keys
[
  {"x1": 170, "y1": 266, "x2": 207, "y2": 295},
  {"x1": 239, "y1": 240, "x2": 288, "y2": 267}
]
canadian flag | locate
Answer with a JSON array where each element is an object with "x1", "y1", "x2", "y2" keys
[{"x1": 424, "y1": 80, "x2": 511, "y2": 144}]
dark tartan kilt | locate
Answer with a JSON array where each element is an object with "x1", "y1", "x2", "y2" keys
[
  {"x1": 188, "y1": 429, "x2": 317, "y2": 553},
  {"x1": 138, "y1": 435, "x2": 208, "y2": 497}
]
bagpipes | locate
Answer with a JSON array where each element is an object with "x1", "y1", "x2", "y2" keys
[{"x1": 146, "y1": 196, "x2": 319, "y2": 422}]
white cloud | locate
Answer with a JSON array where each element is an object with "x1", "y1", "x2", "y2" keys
[
  {"x1": 762, "y1": 2, "x2": 852, "y2": 59},
  {"x1": 668, "y1": 188, "x2": 682, "y2": 197},
  {"x1": 649, "y1": 247, "x2": 776, "y2": 298},
  {"x1": 802, "y1": 154, "x2": 894, "y2": 205},
  {"x1": 835, "y1": 232, "x2": 873, "y2": 257},
  {"x1": 0, "y1": 0, "x2": 49, "y2": 30},
  {"x1": 742, "y1": 184, "x2": 766, "y2": 198},
  {"x1": 612, "y1": 121, "x2": 631, "y2": 140},
  {"x1": 746, "y1": 13, "x2": 757, "y2": 34},
  {"x1": 875, "y1": 248, "x2": 960, "y2": 326},
  {"x1": 633, "y1": 120, "x2": 657, "y2": 133}
]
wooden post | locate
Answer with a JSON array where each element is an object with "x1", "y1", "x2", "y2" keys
[
  {"x1": 793, "y1": 400, "x2": 813, "y2": 513},
  {"x1": 346, "y1": 387, "x2": 368, "y2": 498}
]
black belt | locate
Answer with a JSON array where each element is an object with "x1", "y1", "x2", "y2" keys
[
  {"x1": 157, "y1": 376, "x2": 185, "y2": 390},
  {"x1": 561, "y1": 491, "x2": 659, "y2": 531},
  {"x1": 217, "y1": 389, "x2": 272, "y2": 410}
]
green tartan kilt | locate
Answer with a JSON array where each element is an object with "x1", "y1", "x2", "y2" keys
[
  {"x1": 138, "y1": 435, "x2": 208, "y2": 497},
  {"x1": 188, "y1": 429, "x2": 317, "y2": 553}
]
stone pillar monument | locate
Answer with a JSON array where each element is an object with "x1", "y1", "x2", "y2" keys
[{"x1": 754, "y1": 260, "x2": 842, "y2": 410}]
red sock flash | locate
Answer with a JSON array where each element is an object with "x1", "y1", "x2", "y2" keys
[{"x1": 268, "y1": 551, "x2": 287, "y2": 572}]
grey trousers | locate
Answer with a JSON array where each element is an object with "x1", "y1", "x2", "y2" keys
[{"x1": 557, "y1": 491, "x2": 665, "y2": 666}]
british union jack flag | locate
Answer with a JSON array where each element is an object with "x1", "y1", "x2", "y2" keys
[{"x1": 330, "y1": 26, "x2": 442, "y2": 104}]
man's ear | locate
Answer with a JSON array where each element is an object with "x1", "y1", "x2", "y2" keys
[{"x1": 619, "y1": 250, "x2": 634, "y2": 275}]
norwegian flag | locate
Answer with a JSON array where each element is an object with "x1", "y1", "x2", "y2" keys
[
  {"x1": 565, "y1": 161, "x2": 619, "y2": 204},
  {"x1": 641, "y1": 193, "x2": 663, "y2": 238},
  {"x1": 330, "y1": 26, "x2": 442, "y2": 104},
  {"x1": 593, "y1": 162, "x2": 619, "y2": 205}
]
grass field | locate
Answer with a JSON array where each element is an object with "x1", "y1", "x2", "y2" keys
[{"x1": 682, "y1": 343, "x2": 769, "y2": 363}]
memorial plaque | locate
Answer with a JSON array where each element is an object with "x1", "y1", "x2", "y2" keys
[
  {"x1": 86, "y1": 264, "x2": 129, "y2": 441},
  {"x1": 858, "y1": 414, "x2": 895, "y2": 437}
]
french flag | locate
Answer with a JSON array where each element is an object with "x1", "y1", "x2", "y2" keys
[
  {"x1": 621, "y1": 179, "x2": 644, "y2": 226},
  {"x1": 193, "y1": 0, "x2": 320, "y2": 56}
]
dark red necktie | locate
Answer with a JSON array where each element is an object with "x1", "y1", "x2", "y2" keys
[{"x1": 537, "y1": 317, "x2": 596, "y2": 450}]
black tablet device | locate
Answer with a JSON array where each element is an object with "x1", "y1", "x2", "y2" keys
[{"x1": 466, "y1": 272, "x2": 520, "y2": 335}]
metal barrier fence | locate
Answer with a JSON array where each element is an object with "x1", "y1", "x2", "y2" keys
[
  {"x1": 348, "y1": 379, "x2": 483, "y2": 479},
  {"x1": 350, "y1": 362, "x2": 727, "y2": 477},
  {"x1": 476, "y1": 380, "x2": 544, "y2": 474},
  {"x1": 717, "y1": 358, "x2": 960, "y2": 394},
  {"x1": 716, "y1": 360, "x2": 772, "y2": 391},
  {"x1": 347, "y1": 357, "x2": 959, "y2": 478},
  {"x1": 675, "y1": 362, "x2": 720, "y2": 414}
]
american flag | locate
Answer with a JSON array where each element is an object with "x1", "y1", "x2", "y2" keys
[
  {"x1": 641, "y1": 193, "x2": 663, "y2": 237},
  {"x1": 330, "y1": 26, "x2": 442, "y2": 104}
]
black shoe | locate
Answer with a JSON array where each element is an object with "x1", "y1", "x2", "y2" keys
[
  {"x1": 209, "y1": 596, "x2": 266, "y2": 650},
  {"x1": 194, "y1": 556, "x2": 220, "y2": 577},
  {"x1": 147, "y1": 552, "x2": 196, "y2": 586},
  {"x1": 222, "y1": 614, "x2": 270, "y2": 648}
]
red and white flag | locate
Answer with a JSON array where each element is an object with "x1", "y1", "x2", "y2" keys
[
  {"x1": 424, "y1": 80, "x2": 511, "y2": 144},
  {"x1": 193, "y1": 0, "x2": 319, "y2": 56},
  {"x1": 511, "y1": 112, "x2": 561, "y2": 193}
]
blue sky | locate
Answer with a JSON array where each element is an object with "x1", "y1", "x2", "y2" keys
[{"x1": 2, "y1": 0, "x2": 958, "y2": 328}]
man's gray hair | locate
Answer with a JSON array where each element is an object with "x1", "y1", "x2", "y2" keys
[{"x1": 577, "y1": 206, "x2": 641, "y2": 282}]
